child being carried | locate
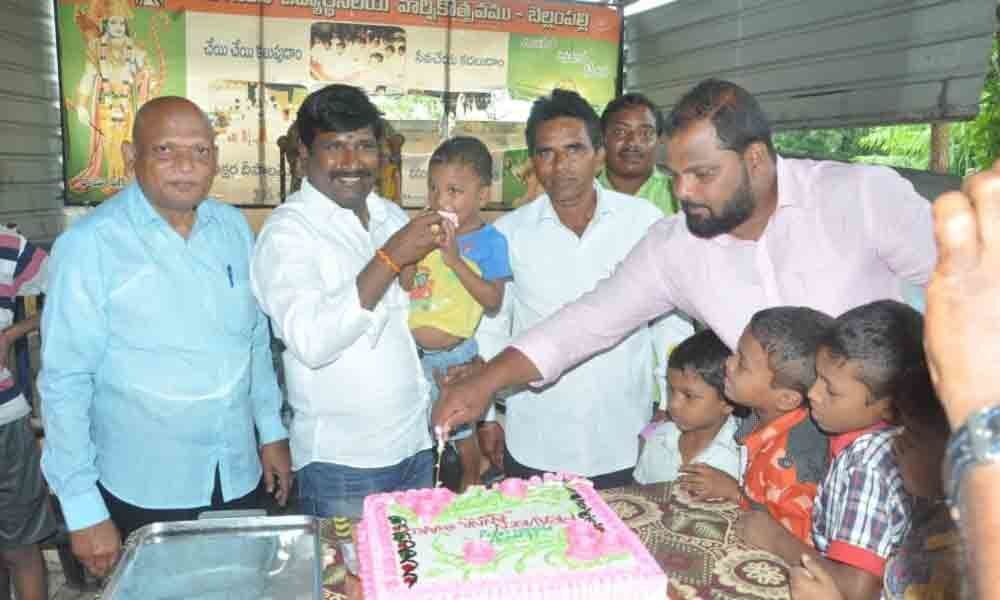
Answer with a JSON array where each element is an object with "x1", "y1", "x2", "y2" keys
[{"x1": 402, "y1": 136, "x2": 512, "y2": 491}]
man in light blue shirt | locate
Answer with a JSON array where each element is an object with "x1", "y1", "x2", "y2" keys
[{"x1": 40, "y1": 97, "x2": 289, "y2": 577}]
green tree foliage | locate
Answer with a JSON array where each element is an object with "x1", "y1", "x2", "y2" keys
[
  {"x1": 853, "y1": 125, "x2": 930, "y2": 170},
  {"x1": 952, "y1": 36, "x2": 1000, "y2": 174},
  {"x1": 772, "y1": 128, "x2": 870, "y2": 162},
  {"x1": 775, "y1": 36, "x2": 1000, "y2": 176}
]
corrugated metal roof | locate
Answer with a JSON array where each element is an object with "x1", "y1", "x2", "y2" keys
[
  {"x1": 624, "y1": 0, "x2": 997, "y2": 129},
  {"x1": 0, "y1": 0, "x2": 63, "y2": 244}
]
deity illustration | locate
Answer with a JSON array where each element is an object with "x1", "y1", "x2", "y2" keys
[{"x1": 67, "y1": 0, "x2": 167, "y2": 195}]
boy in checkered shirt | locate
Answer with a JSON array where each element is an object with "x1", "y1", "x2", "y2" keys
[{"x1": 737, "y1": 300, "x2": 915, "y2": 600}]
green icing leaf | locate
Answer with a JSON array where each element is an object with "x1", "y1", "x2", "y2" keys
[{"x1": 431, "y1": 484, "x2": 577, "y2": 524}]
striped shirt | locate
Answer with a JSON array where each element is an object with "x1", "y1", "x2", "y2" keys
[
  {"x1": 812, "y1": 424, "x2": 912, "y2": 578},
  {"x1": 0, "y1": 227, "x2": 46, "y2": 426}
]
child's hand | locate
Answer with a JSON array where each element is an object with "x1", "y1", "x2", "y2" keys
[
  {"x1": 438, "y1": 218, "x2": 462, "y2": 269},
  {"x1": 651, "y1": 409, "x2": 669, "y2": 423},
  {"x1": 676, "y1": 464, "x2": 741, "y2": 502},
  {"x1": 790, "y1": 555, "x2": 844, "y2": 600}
]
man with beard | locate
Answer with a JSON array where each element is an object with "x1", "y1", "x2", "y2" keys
[
  {"x1": 432, "y1": 78, "x2": 935, "y2": 437},
  {"x1": 251, "y1": 85, "x2": 445, "y2": 520}
]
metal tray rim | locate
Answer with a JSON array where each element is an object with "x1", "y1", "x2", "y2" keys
[{"x1": 100, "y1": 515, "x2": 322, "y2": 600}]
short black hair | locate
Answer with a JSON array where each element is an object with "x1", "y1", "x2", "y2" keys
[
  {"x1": 601, "y1": 93, "x2": 664, "y2": 136},
  {"x1": 664, "y1": 79, "x2": 776, "y2": 159},
  {"x1": 821, "y1": 300, "x2": 928, "y2": 405},
  {"x1": 524, "y1": 88, "x2": 602, "y2": 154},
  {"x1": 296, "y1": 84, "x2": 383, "y2": 149},
  {"x1": 429, "y1": 136, "x2": 493, "y2": 186},
  {"x1": 748, "y1": 306, "x2": 836, "y2": 397},
  {"x1": 894, "y1": 361, "x2": 948, "y2": 437},
  {"x1": 668, "y1": 329, "x2": 749, "y2": 417}
]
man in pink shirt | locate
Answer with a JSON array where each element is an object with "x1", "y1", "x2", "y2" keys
[{"x1": 432, "y1": 78, "x2": 936, "y2": 436}]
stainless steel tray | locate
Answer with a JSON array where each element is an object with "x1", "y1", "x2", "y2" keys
[{"x1": 100, "y1": 515, "x2": 322, "y2": 600}]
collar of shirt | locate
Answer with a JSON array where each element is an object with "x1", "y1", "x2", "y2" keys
[
  {"x1": 637, "y1": 166, "x2": 669, "y2": 198},
  {"x1": 742, "y1": 406, "x2": 809, "y2": 455},
  {"x1": 829, "y1": 420, "x2": 892, "y2": 459},
  {"x1": 708, "y1": 414, "x2": 741, "y2": 452},
  {"x1": 297, "y1": 178, "x2": 389, "y2": 231},
  {"x1": 124, "y1": 181, "x2": 219, "y2": 233},
  {"x1": 535, "y1": 180, "x2": 618, "y2": 226},
  {"x1": 597, "y1": 166, "x2": 665, "y2": 190},
  {"x1": 706, "y1": 155, "x2": 802, "y2": 248},
  {"x1": 598, "y1": 167, "x2": 669, "y2": 198}
]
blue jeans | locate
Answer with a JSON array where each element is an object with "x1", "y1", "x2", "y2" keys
[
  {"x1": 297, "y1": 449, "x2": 434, "y2": 520},
  {"x1": 420, "y1": 337, "x2": 479, "y2": 441}
]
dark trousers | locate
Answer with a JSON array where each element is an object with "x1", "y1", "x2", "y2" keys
[
  {"x1": 98, "y1": 469, "x2": 262, "y2": 540},
  {"x1": 503, "y1": 447, "x2": 634, "y2": 490}
]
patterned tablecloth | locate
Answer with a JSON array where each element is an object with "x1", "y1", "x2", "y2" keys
[
  {"x1": 320, "y1": 482, "x2": 791, "y2": 600},
  {"x1": 599, "y1": 483, "x2": 791, "y2": 600}
]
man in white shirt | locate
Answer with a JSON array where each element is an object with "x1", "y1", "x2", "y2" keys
[
  {"x1": 251, "y1": 84, "x2": 445, "y2": 519},
  {"x1": 477, "y1": 89, "x2": 668, "y2": 489}
]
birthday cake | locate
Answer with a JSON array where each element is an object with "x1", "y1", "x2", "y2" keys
[{"x1": 356, "y1": 474, "x2": 667, "y2": 599}]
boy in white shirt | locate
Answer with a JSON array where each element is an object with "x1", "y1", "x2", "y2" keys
[{"x1": 635, "y1": 330, "x2": 744, "y2": 485}]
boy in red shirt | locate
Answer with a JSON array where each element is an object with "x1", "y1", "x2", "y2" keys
[{"x1": 679, "y1": 307, "x2": 830, "y2": 544}]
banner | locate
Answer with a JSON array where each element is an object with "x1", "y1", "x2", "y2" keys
[{"x1": 57, "y1": 0, "x2": 621, "y2": 207}]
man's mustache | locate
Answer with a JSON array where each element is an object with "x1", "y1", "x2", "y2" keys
[
  {"x1": 619, "y1": 146, "x2": 646, "y2": 155},
  {"x1": 680, "y1": 200, "x2": 711, "y2": 212},
  {"x1": 329, "y1": 170, "x2": 374, "y2": 178}
]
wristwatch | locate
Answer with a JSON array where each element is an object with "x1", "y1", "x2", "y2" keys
[{"x1": 944, "y1": 405, "x2": 1000, "y2": 513}]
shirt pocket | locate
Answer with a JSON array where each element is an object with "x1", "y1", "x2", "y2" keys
[{"x1": 220, "y1": 266, "x2": 257, "y2": 339}]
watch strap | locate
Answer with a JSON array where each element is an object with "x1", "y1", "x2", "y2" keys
[
  {"x1": 945, "y1": 424, "x2": 972, "y2": 510},
  {"x1": 945, "y1": 405, "x2": 1000, "y2": 511}
]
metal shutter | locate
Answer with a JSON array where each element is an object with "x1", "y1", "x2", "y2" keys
[
  {"x1": 624, "y1": 0, "x2": 997, "y2": 130},
  {"x1": 0, "y1": 0, "x2": 63, "y2": 245}
]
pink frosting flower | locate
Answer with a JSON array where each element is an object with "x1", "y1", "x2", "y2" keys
[
  {"x1": 397, "y1": 488, "x2": 451, "y2": 522},
  {"x1": 597, "y1": 530, "x2": 626, "y2": 555},
  {"x1": 565, "y1": 519, "x2": 605, "y2": 562},
  {"x1": 430, "y1": 487, "x2": 455, "y2": 504},
  {"x1": 566, "y1": 532, "x2": 601, "y2": 561},
  {"x1": 566, "y1": 519, "x2": 595, "y2": 537},
  {"x1": 462, "y1": 539, "x2": 496, "y2": 565},
  {"x1": 498, "y1": 478, "x2": 529, "y2": 499},
  {"x1": 414, "y1": 500, "x2": 440, "y2": 521}
]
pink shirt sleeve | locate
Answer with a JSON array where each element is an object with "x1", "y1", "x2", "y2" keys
[
  {"x1": 512, "y1": 221, "x2": 680, "y2": 385},
  {"x1": 861, "y1": 167, "x2": 937, "y2": 285}
]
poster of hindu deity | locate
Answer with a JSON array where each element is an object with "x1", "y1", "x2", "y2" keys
[{"x1": 56, "y1": 0, "x2": 620, "y2": 207}]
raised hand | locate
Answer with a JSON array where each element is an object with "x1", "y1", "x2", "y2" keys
[
  {"x1": 925, "y1": 160, "x2": 1000, "y2": 429},
  {"x1": 382, "y1": 211, "x2": 445, "y2": 267}
]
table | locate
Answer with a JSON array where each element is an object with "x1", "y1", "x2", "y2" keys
[
  {"x1": 319, "y1": 482, "x2": 791, "y2": 600},
  {"x1": 600, "y1": 483, "x2": 791, "y2": 599}
]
